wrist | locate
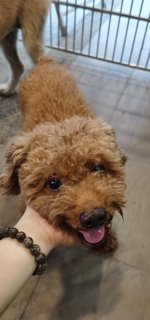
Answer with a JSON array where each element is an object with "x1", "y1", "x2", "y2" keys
[{"x1": 15, "y1": 206, "x2": 54, "y2": 255}]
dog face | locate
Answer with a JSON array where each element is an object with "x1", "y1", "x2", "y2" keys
[{"x1": 0, "y1": 116, "x2": 126, "y2": 247}]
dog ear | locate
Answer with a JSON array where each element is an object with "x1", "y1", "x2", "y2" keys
[
  {"x1": 0, "y1": 135, "x2": 30, "y2": 195},
  {"x1": 103, "y1": 124, "x2": 127, "y2": 165},
  {"x1": 103, "y1": 123, "x2": 116, "y2": 142}
]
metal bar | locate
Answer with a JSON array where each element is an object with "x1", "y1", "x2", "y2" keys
[
  {"x1": 54, "y1": 2, "x2": 67, "y2": 37},
  {"x1": 73, "y1": 0, "x2": 77, "y2": 51},
  {"x1": 101, "y1": 0, "x2": 106, "y2": 9},
  {"x1": 52, "y1": 0, "x2": 150, "y2": 22},
  {"x1": 47, "y1": 44, "x2": 150, "y2": 71},
  {"x1": 112, "y1": 0, "x2": 124, "y2": 60},
  {"x1": 80, "y1": 0, "x2": 87, "y2": 53},
  {"x1": 65, "y1": 0, "x2": 69, "y2": 50},
  {"x1": 50, "y1": 3, "x2": 53, "y2": 45},
  {"x1": 96, "y1": 2, "x2": 104, "y2": 57},
  {"x1": 57, "y1": 1, "x2": 60, "y2": 47},
  {"x1": 88, "y1": 0, "x2": 95, "y2": 55},
  {"x1": 145, "y1": 50, "x2": 150, "y2": 68},
  {"x1": 137, "y1": 15, "x2": 150, "y2": 66},
  {"x1": 104, "y1": 0, "x2": 115, "y2": 59},
  {"x1": 119, "y1": 0, "x2": 135, "y2": 63},
  {"x1": 128, "y1": 0, "x2": 144, "y2": 65}
]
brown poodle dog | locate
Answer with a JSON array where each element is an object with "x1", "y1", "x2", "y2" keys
[
  {"x1": 0, "y1": 57, "x2": 126, "y2": 252},
  {"x1": 0, "y1": 0, "x2": 50, "y2": 96}
]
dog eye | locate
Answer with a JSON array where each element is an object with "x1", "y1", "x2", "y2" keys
[
  {"x1": 88, "y1": 163, "x2": 106, "y2": 173},
  {"x1": 85, "y1": 162, "x2": 107, "y2": 173},
  {"x1": 47, "y1": 178, "x2": 61, "y2": 190},
  {"x1": 91, "y1": 164, "x2": 106, "y2": 173}
]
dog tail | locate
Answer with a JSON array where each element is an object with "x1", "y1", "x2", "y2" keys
[{"x1": 37, "y1": 55, "x2": 55, "y2": 65}]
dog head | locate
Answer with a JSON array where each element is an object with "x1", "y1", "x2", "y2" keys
[{"x1": 0, "y1": 116, "x2": 126, "y2": 247}]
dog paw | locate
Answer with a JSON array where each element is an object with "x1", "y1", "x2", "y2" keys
[{"x1": 0, "y1": 84, "x2": 17, "y2": 97}]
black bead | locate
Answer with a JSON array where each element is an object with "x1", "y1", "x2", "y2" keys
[
  {"x1": 24, "y1": 237, "x2": 33, "y2": 248},
  {"x1": 34, "y1": 262, "x2": 47, "y2": 275},
  {"x1": 9, "y1": 227, "x2": 18, "y2": 238},
  {"x1": 16, "y1": 231, "x2": 26, "y2": 242},
  {"x1": 0, "y1": 226, "x2": 47, "y2": 275},
  {"x1": 0, "y1": 227, "x2": 10, "y2": 238},
  {"x1": 35, "y1": 253, "x2": 46, "y2": 264},
  {"x1": 0, "y1": 229, "x2": 5, "y2": 240},
  {"x1": 30, "y1": 244, "x2": 41, "y2": 257}
]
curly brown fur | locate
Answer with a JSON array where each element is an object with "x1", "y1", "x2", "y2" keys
[
  {"x1": 0, "y1": 0, "x2": 50, "y2": 96},
  {"x1": 0, "y1": 57, "x2": 127, "y2": 252}
]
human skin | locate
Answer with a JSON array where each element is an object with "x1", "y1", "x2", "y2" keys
[{"x1": 0, "y1": 205, "x2": 75, "y2": 316}]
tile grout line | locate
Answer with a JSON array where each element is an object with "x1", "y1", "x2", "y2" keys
[
  {"x1": 113, "y1": 256, "x2": 150, "y2": 276},
  {"x1": 19, "y1": 276, "x2": 41, "y2": 320},
  {"x1": 109, "y1": 77, "x2": 130, "y2": 123}
]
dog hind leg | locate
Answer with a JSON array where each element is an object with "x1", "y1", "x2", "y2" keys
[
  {"x1": 0, "y1": 29, "x2": 24, "y2": 96},
  {"x1": 22, "y1": 15, "x2": 46, "y2": 64},
  {"x1": 23, "y1": 31, "x2": 43, "y2": 64}
]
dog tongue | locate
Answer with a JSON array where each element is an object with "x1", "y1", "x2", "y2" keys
[{"x1": 80, "y1": 225, "x2": 105, "y2": 244}]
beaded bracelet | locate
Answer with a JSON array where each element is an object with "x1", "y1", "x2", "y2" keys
[{"x1": 0, "y1": 226, "x2": 47, "y2": 275}]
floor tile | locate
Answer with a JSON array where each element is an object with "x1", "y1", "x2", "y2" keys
[
  {"x1": 20, "y1": 248, "x2": 150, "y2": 320},
  {"x1": 0, "y1": 41, "x2": 150, "y2": 320}
]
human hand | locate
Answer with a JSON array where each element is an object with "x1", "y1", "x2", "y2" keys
[{"x1": 15, "y1": 206, "x2": 78, "y2": 255}]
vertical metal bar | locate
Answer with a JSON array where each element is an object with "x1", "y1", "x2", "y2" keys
[
  {"x1": 128, "y1": 0, "x2": 144, "y2": 65},
  {"x1": 57, "y1": 1, "x2": 60, "y2": 48},
  {"x1": 137, "y1": 15, "x2": 150, "y2": 66},
  {"x1": 120, "y1": 0, "x2": 135, "y2": 63},
  {"x1": 88, "y1": 0, "x2": 95, "y2": 55},
  {"x1": 65, "y1": 0, "x2": 69, "y2": 50},
  {"x1": 73, "y1": 0, "x2": 77, "y2": 51},
  {"x1": 112, "y1": 0, "x2": 124, "y2": 60},
  {"x1": 101, "y1": 0, "x2": 106, "y2": 9},
  {"x1": 55, "y1": 2, "x2": 66, "y2": 37},
  {"x1": 50, "y1": 3, "x2": 53, "y2": 45},
  {"x1": 96, "y1": 2, "x2": 104, "y2": 57},
  {"x1": 145, "y1": 50, "x2": 150, "y2": 68},
  {"x1": 80, "y1": 0, "x2": 87, "y2": 53},
  {"x1": 104, "y1": 0, "x2": 115, "y2": 59}
]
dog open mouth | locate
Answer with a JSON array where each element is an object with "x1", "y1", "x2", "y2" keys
[{"x1": 78, "y1": 224, "x2": 106, "y2": 247}]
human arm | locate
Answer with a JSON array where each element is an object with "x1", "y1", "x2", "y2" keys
[{"x1": 0, "y1": 206, "x2": 75, "y2": 316}]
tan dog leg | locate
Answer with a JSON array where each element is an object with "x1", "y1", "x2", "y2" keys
[
  {"x1": 22, "y1": 17, "x2": 45, "y2": 63},
  {"x1": 0, "y1": 29, "x2": 24, "y2": 96},
  {"x1": 23, "y1": 31, "x2": 43, "y2": 64}
]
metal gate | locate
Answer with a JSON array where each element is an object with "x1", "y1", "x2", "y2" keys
[{"x1": 44, "y1": 0, "x2": 150, "y2": 70}]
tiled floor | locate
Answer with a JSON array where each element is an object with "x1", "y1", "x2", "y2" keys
[{"x1": 0, "y1": 46, "x2": 150, "y2": 320}]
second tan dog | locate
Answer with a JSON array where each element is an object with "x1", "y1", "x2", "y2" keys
[
  {"x1": 0, "y1": 57, "x2": 127, "y2": 252},
  {"x1": 0, "y1": 0, "x2": 49, "y2": 96}
]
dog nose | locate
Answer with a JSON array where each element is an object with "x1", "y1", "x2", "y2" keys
[{"x1": 79, "y1": 207, "x2": 106, "y2": 228}]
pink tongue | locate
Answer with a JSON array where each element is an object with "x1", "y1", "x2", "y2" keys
[{"x1": 80, "y1": 225, "x2": 105, "y2": 244}]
